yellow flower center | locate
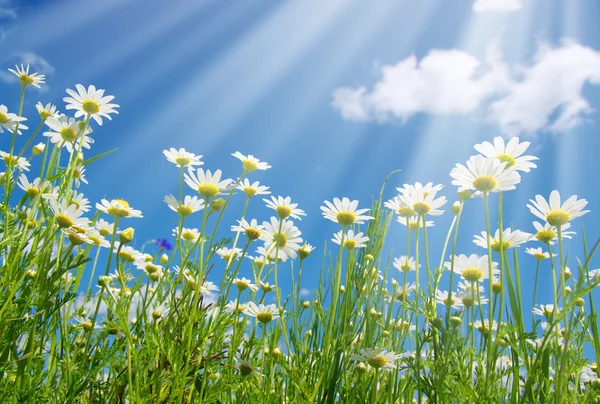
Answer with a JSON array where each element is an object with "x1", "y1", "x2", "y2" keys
[
  {"x1": 82, "y1": 100, "x2": 100, "y2": 114},
  {"x1": 367, "y1": 355, "x2": 387, "y2": 369},
  {"x1": 343, "y1": 239, "x2": 357, "y2": 250},
  {"x1": 473, "y1": 176, "x2": 497, "y2": 193},
  {"x1": 60, "y1": 127, "x2": 78, "y2": 142},
  {"x1": 536, "y1": 229, "x2": 556, "y2": 243},
  {"x1": 119, "y1": 251, "x2": 135, "y2": 262},
  {"x1": 182, "y1": 230, "x2": 197, "y2": 242},
  {"x1": 273, "y1": 232, "x2": 287, "y2": 248},
  {"x1": 56, "y1": 214, "x2": 74, "y2": 228},
  {"x1": 242, "y1": 159, "x2": 259, "y2": 173},
  {"x1": 491, "y1": 239, "x2": 510, "y2": 252},
  {"x1": 413, "y1": 202, "x2": 430, "y2": 215},
  {"x1": 99, "y1": 228, "x2": 111, "y2": 237},
  {"x1": 546, "y1": 209, "x2": 570, "y2": 227},
  {"x1": 462, "y1": 268, "x2": 483, "y2": 282},
  {"x1": 497, "y1": 153, "x2": 516, "y2": 168},
  {"x1": 534, "y1": 253, "x2": 547, "y2": 260},
  {"x1": 276, "y1": 205, "x2": 292, "y2": 219},
  {"x1": 177, "y1": 205, "x2": 193, "y2": 216},
  {"x1": 244, "y1": 228, "x2": 261, "y2": 241},
  {"x1": 174, "y1": 156, "x2": 190, "y2": 167},
  {"x1": 398, "y1": 206, "x2": 415, "y2": 217},
  {"x1": 235, "y1": 280, "x2": 249, "y2": 291},
  {"x1": 239, "y1": 363, "x2": 254, "y2": 376},
  {"x1": 107, "y1": 199, "x2": 131, "y2": 217},
  {"x1": 19, "y1": 74, "x2": 35, "y2": 86},
  {"x1": 336, "y1": 211, "x2": 356, "y2": 226},
  {"x1": 82, "y1": 321, "x2": 93, "y2": 332},
  {"x1": 243, "y1": 187, "x2": 257, "y2": 198},
  {"x1": 256, "y1": 312, "x2": 273, "y2": 324},
  {"x1": 197, "y1": 183, "x2": 219, "y2": 199},
  {"x1": 0, "y1": 112, "x2": 8, "y2": 124},
  {"x1": 400, "y1": 263, "x2": 412, "y2": 272},
  {"x1": 26, "y1": 187, "x2": 39, "y2": 197},
  {"x1": 67, "y1": 232, "x2": 85, "y2": 246},
  {"x1": 3, "y1": 154, "x2": 18, "y2": 166},
  {"x1": 462, "y1": 296, "x2": 474, "y2": 307},
  {"x1": 408, "y1": 221, "x2": 420, "y2": 232},
  {"x1": 88, "y1": 235, "x2": 102, "y2": 245},
  {"x1": 145, "y1": 264, "x2": 159, "y2": 274}
]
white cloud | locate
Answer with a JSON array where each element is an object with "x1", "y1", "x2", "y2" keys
[
  {"x1": 472, "y1": 0, "x2": 523, "y2": 13},
  {"x1": 332, "y1": 40, "x2": 600, "y2": 134},
  {"x1": 299, "y1": 288, "x2": 311, "y2": 297},
  {"x1": 0, "y1": 0, "x2": 17, "y2": 20}
]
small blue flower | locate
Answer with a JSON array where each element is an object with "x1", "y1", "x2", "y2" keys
[{"x1": 155, "y1": 238, "x2": 173, "y2": 251}]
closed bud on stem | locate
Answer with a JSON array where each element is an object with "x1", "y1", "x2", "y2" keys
[
  {"x1": 119, "y1": 227, "x2": 135, "y2": 244},
  {"x1": 160, "y1": 253, "x2": 169, "y2": 264},
  {"x1": 210, "y1": 198, "x2": 226, "y2": 212}
]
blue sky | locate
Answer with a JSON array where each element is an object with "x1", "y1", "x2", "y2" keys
[{"x1": 2, "y1": 0, "x2": 600, "y2": 318}]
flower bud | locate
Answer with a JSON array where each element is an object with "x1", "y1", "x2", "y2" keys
[
  {"x1": 32, "y1": 142, "x2": 45, "y2": 156},
  {"x1": 119, "y1": 227, "x2": 135, "y2": 244},
  {"x1": 98, "y1": 275, "x2": 112, "y2": 288},
  {"x1": 160, "y1": 253, "x2": 169, "y2": 264},
  {"x1": 457, "y1": 189, "x2": 471, "y2": 201},
  {"x1": 450, "y1": 316, "x2": 462, "y2": 327},
  {"x1": 355, "y1": 362, "x2": 367, "y2": 374},
  {"x1": 210, "y1": 198, "x2": 226, "y2": 212},
  {"x1": 576, "y1": 297, "x2": 585, "y2": 307},
  {"x1": 302, "y1": 301, "x2": 310, "y2": 309},
  {"x1": 451, "y1": 201, "x2": 461, "y2": 215},
  {"x1": 340, "y1": 285, "x2": 346, "y2": 293},
  {"x1": 364, "y1": 254, "x2": 374, "y2": 263}
]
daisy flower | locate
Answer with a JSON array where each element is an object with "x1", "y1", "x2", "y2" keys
[
  {"x1": 225, "y1": 301, "x2": 247, "y2": 314},
  {"x1": 457, "y1": 283, "x2": 488, "y2": 307},
  {"x1": 184, "y1": 168, "x2": 232, "y2": 199},
  {"x1": 474, "y1": 136, "x2": 538, "y2": 172},
  {"x1": 397, "y1": 215, "x2": 434, "y2": 231},
  {"x1": 164, "y1": 194, "x2": 205, "y2": 216},
  {"x1": 531, "y1": 221, "x2": 575, "y2": 244},
  {"x1": 473, "y1": 228, "x2": 531, "y2": 252},
  {"x1": 231, "y1": 218, "x2": 264, "y2": 241},
  {"x1": 393, "y1": 256, "x2": 418, "y2": 272},
  {"x1": 163, "y1": 148, "x2": 203, "y2": 168},
  {"x1": 115, "y1": 246, "x2": 145, "y2": 263},
  {"x1": 388, "y1": 283, "x2": 416, "y2": 302},
  {"x1": 259, "y1": 281, "x2": 274, "y2": 293},
  {"x1": 96, "y1": 199, "x2": 143, "y2": 219},
  {"x1": 384, "y1": 195, "x2": 415, "y2": 217},
  {"x1": 73, "y1": 164, "x2": 88, "y2": 187},
  {"x1": 32, "y1": 142, "x2": 45, "y2": 155},
  {"x1": 236, "y1": 357, "x2": 260, "y2": 377},
  {"x1": 264, "y1": 196, "x2": 306, "y2": 220},
  {"x1": 237, "y1": 179, "x2": 270, "y2": 198},
  {"x1": 70, "y1": 191, "x2": 91, "y2": 212},
  {"x1": 332, "y1": 229, "x2": 369, "y2": 250},
  {"x1": 49, "y1": 198, "x2": 90, "y2": 230},
  {"x1": 0, "y1": 105, "x2": 28, "y2": 135},
  {"x1": 85, "y1": 229, "x2": 110, "y2": 248},
  {"x1": 255, "y1": 245, "x2": 288, "y2": 263},
  {"x1": 397, "y1": 181, "x2": 444, "y2": 197},
  {"x1": 260, "y1": 217, "x2": 302, "y2": 259},
  {"x1": 435, "y1": 290, "x2": 464, "y2": 309},
  {"x1": 44, "y1": 116, "x2": 94, "y2": 152},
  {"x1": 0, "y1": 151, "x2": 30, "y2": 171},
  {"x1": 447, "y1": 254, "x2": 499, "y2": 283},
  {"x1": 8, "y1": 64, "x2": 45, "y2": 88},
  {"x1": 232, "y1": 151, "x2": 271, "y2": 172},
  {"x1": 532, "y1": 304, "x2": 559, "y2": 318},
  {"x1": 350, "y1": 348, "x2": 402, "y2": 372},
  {"x1": 400, "y1": 183, "x2": 446, "y2": 216},
  {"x1": 95, "y1": 218, "x2": 114, "y2": 237},
  {"x1": 450, "y1": 155, "x2": 521, "y2": 193},
  {"x1": 17, "y1": 175, "x2": 49, "y2": 198},
  {"x1": 527, "y1": 190, "x2": 589, "y2": 227},
  {"x1": 298, "y1": 243, "x2": 315, "y2": 260},
  {"x1": 216, "y1": 246, "x2": 243, "y2": 262},
  {"x1": 64, "y1": 84, "x2": 119, "y2": 125},
  {"x1": 36, "y1": 102, "x2": 59, "y2": 121},
  {"x1": 172, "y1": 227, "x2": 202, "y2": 243},
  {"x1": 473, "y1": 319, "x2": 498, "y2": 334},
  {"x1": 244, "y1": 302, "x2": 280, "y2": 324},
  {"x1": 321, "y1": 197, "x2": 374, "y2": 226},
  {"x1": 234, "y1": 277, "x2": 258, "y2": 292},
  {"x1": 525, "y1": 247, "x2": 552, "y2": 261}
]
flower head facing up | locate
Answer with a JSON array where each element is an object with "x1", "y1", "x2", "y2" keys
[
  {"x1": 244, "y1": 302, "x2": 280, "y2": 324},
  {"x1": 237, "y1": 179, "x2": 270, "y2": 198},
  {"x1": 96, "y1": 199, "x2": 142, "y2": 219},
  {"x1": 350, "y1": 348, "x2": 402, "y2": 372},
  {"x1": 447, "y1": 254, "x2": 499, "y2": 283},
  {"x1": 260, "y1": 217, "x2": 302, "y2": 259},
  {"x1": 184, "y1": 168, "x2": 232, "y2": 199},
  {"x1": 163, "y1": 148, "x2": 203, "y2": 168},
  {"x1": 399, "y1": 183, "x2": 446, "y2": 216},
  {"x1": 232, "y1": 152, "x2": 271, "y2": 172},
  {"x1": 332, "y1": 229, "x2": 369, "y2": 250},
  {"x1": 49, "y1": 198, "x2": 90, "y2": 230},
  {"x1": 0, "y1": 105, "x2": 28, "y2": 135},
  {"x1": 474, "y1": 136, "x2": 538, "y2": 172},
  {"x1": 264, "y1": 196, "x2": 306, "y2": 220},
  {"x1": 9, "y1": 64, "x2": 45, "y2": 88},
  {"x1": 164, "y1": 194, "x2": 204, "y2": 217},
  {"x1": 473, "y1": 228, "x2": 531, "y2": 252},
  {"x1": 528, "y1": 190, "x2": 589, "y2": 227},
  {"x1": 321, "y1": 197, "x2": 374, "y2": 226},
  {"x1": 450, "y1": 155, "x2": 521, "y2": 193},
  {"x1": 64, "y1": 84, "x2": 119, "y2": 125}
]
